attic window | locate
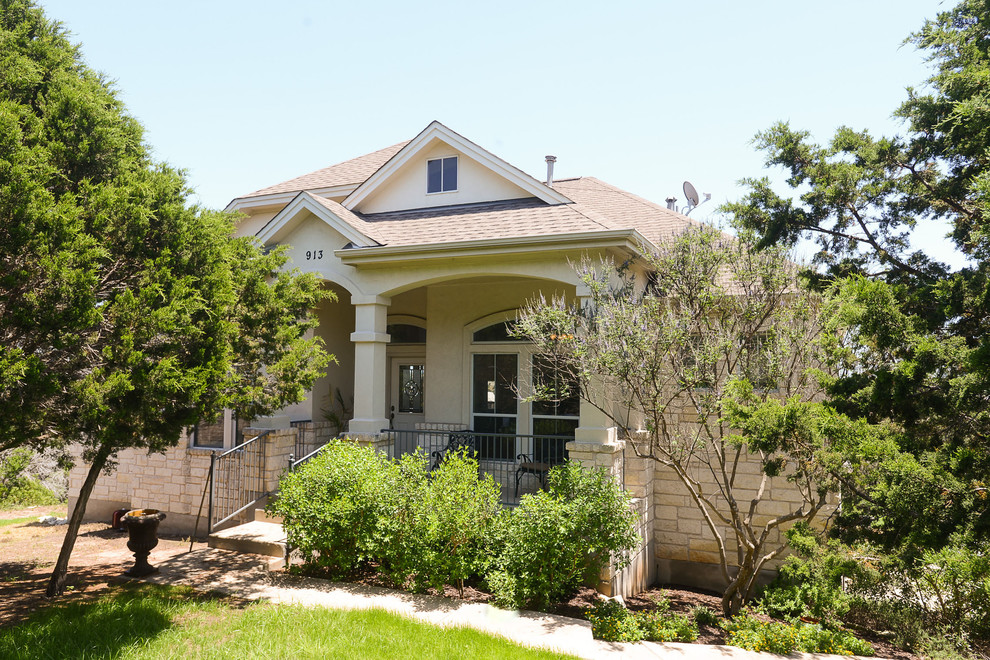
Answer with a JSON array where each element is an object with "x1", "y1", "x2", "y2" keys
[{"x1": 427, "y1": 156, "x2": 457, "y2": 193}]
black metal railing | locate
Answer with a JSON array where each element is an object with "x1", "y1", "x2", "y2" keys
[
  {"x1": 207, "y1": 429, "x2": 271, "y2": 533},
  {"x1": 382, "y1": 429, "x2": 570, "y2": 507},
  {"x1": 290, "y1": 420, "x2": 320, "y2": 459}
]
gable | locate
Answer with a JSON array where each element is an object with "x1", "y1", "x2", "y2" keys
[
  {"x1": 344, "y1": 121, "x2": 572, "y2": 215},
  {"x1": 353, "y1": 139, "x2": 534, "y2": 214}
]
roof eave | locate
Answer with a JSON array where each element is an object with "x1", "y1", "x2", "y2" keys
[{"x1": 336, "y1": 229, "x2": 655, "y2": 267}]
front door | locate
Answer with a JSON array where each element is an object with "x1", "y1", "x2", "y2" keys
[{"x1": 389, "y1": 358, "x2": 425, "y2": 431}]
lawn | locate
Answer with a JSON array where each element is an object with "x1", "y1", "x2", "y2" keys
[{"x1": 0, "y1": 583, "x2": 579, "y2": 659}]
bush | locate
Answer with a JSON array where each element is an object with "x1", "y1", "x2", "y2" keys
[
  {"x1": 691, "y1": 605, "x2": 720, "y2": 627},
  {"x1": 270, "y1": 440, "x2": 399, "y2": 577},
  {"x1": 488, "y1": 461, "x2": 639, "y2": 610},
  {"x1": 383, "y1": 450, "x2": 503, "y2": 595},
  {"x1": 0, "y1": 449, "x2": 61, "y2": 507},
  {"x1": 586, "y1": 598, "x2": 699, "y2": 643},
  {"x1": 722, "y1": 615, "x2": 874, "y2": 656},
  {"x1": 757, "y1": 522, "x2": 868, "y2": 625}
]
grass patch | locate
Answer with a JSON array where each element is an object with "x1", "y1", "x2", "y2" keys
[
  {"x1": 0, "y1": 583, "x2": 578, "y2": 659},
  {"x1": 0, "y1": 513, "x2": 59, "y2": 528}
]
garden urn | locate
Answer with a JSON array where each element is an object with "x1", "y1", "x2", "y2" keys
[{"x1": 121, "y1": 509, "x2": 167, "y2": 577}]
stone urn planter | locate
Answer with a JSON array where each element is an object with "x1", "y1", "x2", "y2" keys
[{"x1": 121, "y1": 509, "x2": 167, "y2": 577}]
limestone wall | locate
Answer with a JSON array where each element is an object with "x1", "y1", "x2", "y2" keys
[{"x1": 66, "y1": 428, "x2": 300, "y2": 536}]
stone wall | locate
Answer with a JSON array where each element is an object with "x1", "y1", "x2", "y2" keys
[{"x1": 66, "y1": 427, "x2": 300, "y2": 537}]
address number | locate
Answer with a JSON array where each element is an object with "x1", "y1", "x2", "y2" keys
[{"x1": 305, "y1": 250, "x2": 324, "y2": 260}]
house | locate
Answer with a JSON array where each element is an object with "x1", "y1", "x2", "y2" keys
[{"x1": 67, "y1": 121, "x2": 802, "y2": 597}]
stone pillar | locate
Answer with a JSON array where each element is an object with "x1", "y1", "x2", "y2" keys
[{"x1": 348, "y1": 294, "x2": 390, "y2": 435}]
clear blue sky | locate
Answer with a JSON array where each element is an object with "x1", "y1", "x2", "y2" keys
[{"x1": 39, "y1": 1, "x2": 957, "y2": 263}]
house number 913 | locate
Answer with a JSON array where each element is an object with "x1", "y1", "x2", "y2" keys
[{"x1": 305, "y1": 250, "x2": 324, "y2": 260}]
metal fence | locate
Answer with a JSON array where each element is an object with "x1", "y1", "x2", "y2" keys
[{"x1": 382, "y1": 428, "x2": 570, "y2": 507}]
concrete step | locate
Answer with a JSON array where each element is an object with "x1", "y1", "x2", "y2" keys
[
  {"x1": 253, "y1": 507, "x2": 283, "y2": 524},
  {"x1": 208, "y1": 520, "x2": 286, "y2": 558}
]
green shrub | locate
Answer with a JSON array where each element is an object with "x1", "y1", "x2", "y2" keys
[
  {"x1": 488, "y1": 461, "x2": 639, "y2": 610},
  {"x1": 638, "y1": 611, "x2": 699, "y2": 642},
  {"x1": 270, "y1": 440, "x2": 400, "y2": 576},
  {"x1": 691, "y1": 605, "x2": 720, "y2": 626},
  {"x1": 0, "y1": 449, "x2": 61, "y2": 507},
  {"x1": 912, "y1": 540, "x2": 990, "y2": 639},
  {"x1": 586, "y1": 599, "x2": 644, "y2": 642},
  {"x1": 586, "y1": 598, "x2": 699, "y2": 643},
  {"x1": 384, "y1": 450, "x2": 503, "y2": 595},
  {"x1": 722, "y1": 615, "x2": 873, "y2": 656},
  {"x1": 757, "y1": 522, "x2": 868, "y2": 625}
]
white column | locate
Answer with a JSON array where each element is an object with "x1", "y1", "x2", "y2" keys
[
  {"x1": 348, "y1": 294, "x2": 391, "y2": 435},
  {"x1": 574, "y1": 288, "x2": 618, "y2": 445}
]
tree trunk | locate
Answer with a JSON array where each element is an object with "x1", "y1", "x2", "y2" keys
[{"x1": 46, "y1": 444, "x2": 112, "y2": 598}]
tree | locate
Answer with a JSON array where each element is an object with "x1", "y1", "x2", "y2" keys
[
  {"x1": 723, "y1": 0, "x2": 990, "y2": 556},
  {"x1": 516, "y1": 227, "x2": 854, "y2": 615},
  {"x1": 0, "y1": 0, "x2": 331, "y2": 596}
]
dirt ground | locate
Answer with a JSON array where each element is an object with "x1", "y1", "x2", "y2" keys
[{"x1": 0, "y1": 506, "x2": 205, "y2": 628}]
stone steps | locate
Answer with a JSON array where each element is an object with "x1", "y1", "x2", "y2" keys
[{"x1": 208, "y1": 520, "x2": 286, "y2": 559}]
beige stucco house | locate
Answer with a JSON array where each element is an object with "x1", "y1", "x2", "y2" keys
[{"x1": 69, "y1": 121, "x2": 807, "y2": 596}]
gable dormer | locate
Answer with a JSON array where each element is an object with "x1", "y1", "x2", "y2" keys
[{"x1": 344, "y1": 121, "x2": 571, "y2": 215}]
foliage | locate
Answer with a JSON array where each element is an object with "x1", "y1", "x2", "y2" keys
[
  {"x1": 0, "y1": 448, "x2": 61, "y2": 506},
  {"x1": 757, "y1": 522, "x2": 868, "y2": 625},
  {"x1": 517, "y1": 226, "x2": 838, "y2": 615},
  {"x1": 586, "y1": 597, "x2": 699, "y2": 644},
  {"x1": 382, "y1": 450, "x2": 503, "y2": 595},
  {"x1": 0, "y1": 0, "x2": 330, "y2": 595},
  {"x1": 274, "y1": 441, "x2": 504, "y2": 594},
  {"x1": 722, "y1": 615, "x2": 874, "y2": 656},
  {"x1": 488, "y1": 461, "x2": 639, "y2": 610},
  {"x1": 722, "y1": 0, "x2": 990, "y2": 562},
  {"x1": 0, "y1": 583, "x2": 576, "y2": 660},
  {"x1": 270, "y1": 440, "x2": 397, "y2": 577},
  {"x1": 691, "y1": 605, "x2": 720, "y2": 627}
]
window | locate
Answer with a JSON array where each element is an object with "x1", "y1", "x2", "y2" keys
[
  {"x1": 472, "y1": 320, "x2": 521, "y2": 343},
  {"x1": 427, "y1": 156, "x2": 457, "y2": 193},
  {"x1": 191, "y1": 418, "x2": 224, "y2": 449},
  {"x1": 738, "y1": 332, "x2": 775, "y2": 390},
  {"x1": 386, "y1": 323, "x2": 426, "y2": 344},
  {"x1": 398, "y1": 364, "x2": 425, "y2": 413},
  {"x1": 472, "y1": 353, "x2": 518, "y2": 459},
  {"x1": 531, "y1": 356, "x2": 579, "y2": 464}
]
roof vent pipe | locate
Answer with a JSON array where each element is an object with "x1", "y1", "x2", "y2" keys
[
  {"x1": 545, "y1": 155, "x2": 557, "y2": 188},
  {"x1": 665, "y1": 197, "x2": 677, "y2": 210}
]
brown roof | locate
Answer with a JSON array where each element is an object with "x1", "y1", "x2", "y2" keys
[
  {"x1": 349, "y1": 177, "x2": 699, "y2": 248},
  {"x1": 242, "y1": 141, "x2": 409, "y2": 198}
]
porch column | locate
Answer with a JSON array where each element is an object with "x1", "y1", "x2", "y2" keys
[
  {"x1": 348, "y1": 294, "x2": 391, "y2": 435},
  {"x1": 573, "y1": 287, "x2": 617, "y2": 446}
]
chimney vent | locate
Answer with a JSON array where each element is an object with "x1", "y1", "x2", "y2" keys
[
  {"x1": 545, "y1": 155, "x2": 557, "y2": 188},
  {"x1": 665, "y1": 197, "x2": 677, "y2": 210}
]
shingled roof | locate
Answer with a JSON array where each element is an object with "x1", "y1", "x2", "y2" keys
[
  {"x1": 346, "y1": 177, "x2": 701, "y2": 248},
  {"x1": 242, "y1": 141, "x2": 409, "y2": 198},
  {"x1": 242, "y1": 134, "x2": 703, "y2": 251}
]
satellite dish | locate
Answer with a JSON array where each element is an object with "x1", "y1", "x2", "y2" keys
[{"x1": 683, "y1": 181, "x2": 700, "y2": 207}]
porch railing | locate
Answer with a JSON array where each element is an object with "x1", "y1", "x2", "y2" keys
[
  {"x1": 207, "y1": 429, "x2": 271, "y2": 533},
  {"x1": 382, "y1": 428, "x2": 570, "y2": 507}
]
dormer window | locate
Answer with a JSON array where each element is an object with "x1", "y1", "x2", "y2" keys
[{"x1": 427, "y1": 156, "x2": 457, "y2": 193}]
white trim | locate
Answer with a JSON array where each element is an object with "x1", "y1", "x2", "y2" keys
[
  {"x1": 342, "y1": 121, "x2": 573, "y2": 210},
  {"x1": 255, "y1": 192, "x2": 376, "y2": 248}
]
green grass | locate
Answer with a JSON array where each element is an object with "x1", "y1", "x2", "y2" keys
[
  {"x1": 0, "y1": 513, "x2": 59, "y2": 528},
  {"x1": 0, "y1": 583, "x2": 579, "y2": 659}
]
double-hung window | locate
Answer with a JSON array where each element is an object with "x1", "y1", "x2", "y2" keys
[{"x1": 427, "y1": 156, "x2": 457, "y2": 193}]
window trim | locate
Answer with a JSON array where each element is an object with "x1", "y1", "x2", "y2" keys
[{"x1": 427, "y1": 155, "x2": 458, "y2": 194}]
